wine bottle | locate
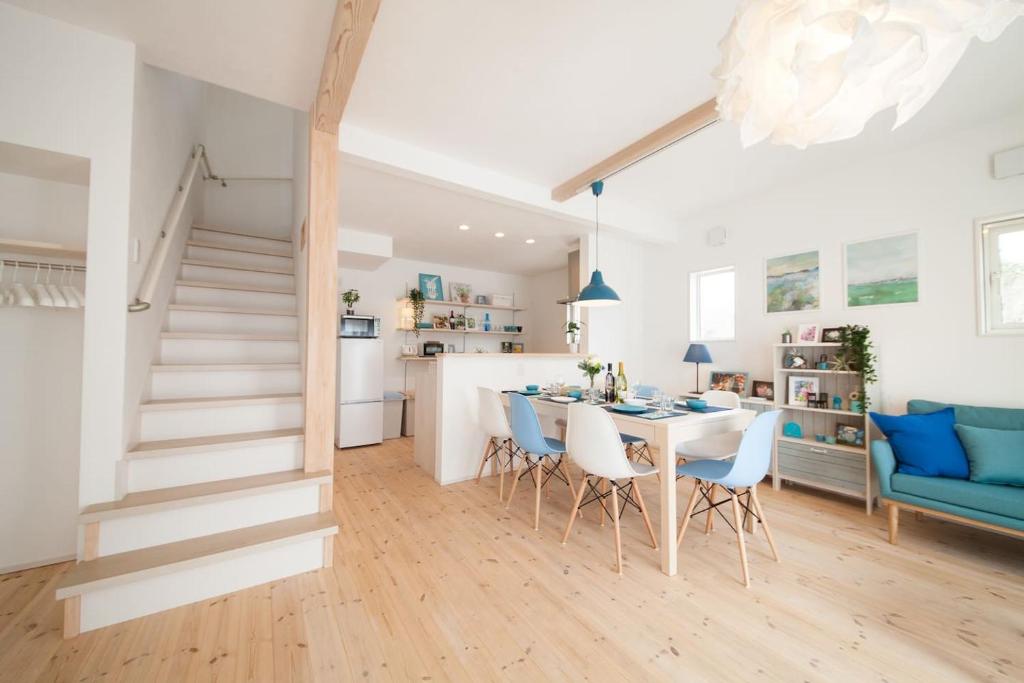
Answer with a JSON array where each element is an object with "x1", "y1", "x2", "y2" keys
[
  {"x1": 615, "y1": 362, "x2": 628, "y2": 403},
  {"x1": 604, "y1": 363, "x2": 615, "y2": 403},
  {"x1": 449, "y1": 309, "x2": 456, "y2": 329}
]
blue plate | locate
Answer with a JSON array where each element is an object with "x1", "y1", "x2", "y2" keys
[{"x1": 611, "y1": 404, "x2": 647, "y2": 414}]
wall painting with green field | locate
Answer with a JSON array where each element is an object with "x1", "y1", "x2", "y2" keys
[{"x1": 845, "y1": 233, "x2": 919, "y2": 307}]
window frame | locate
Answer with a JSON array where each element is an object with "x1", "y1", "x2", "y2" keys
[
  {"x1": 975, "y1": 212, "x2": 1024, "y2": 336},
  {"x1": 688, "y1": 265, "x2": 736, "y2": 342}
]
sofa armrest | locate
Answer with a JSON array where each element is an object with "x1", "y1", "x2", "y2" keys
[{"x1": 870, "y1": 440, "x2": 896, "y2": 497}]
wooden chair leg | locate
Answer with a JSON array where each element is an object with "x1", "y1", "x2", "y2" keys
[
  {"x1": 475, "y1": 437, "x2": 493, "y2": 484},
  {"x1": 743, "y1": 487, "x2": 757, "y2": 536},
  {"x1": 561, "y1": 472, "x2": 590, "y2": 544},
  {"x1": 599, "y1": 479, "x2": 609, "y2": 527},
  {"x1": 611, "y1": 481, "x2": 623, "y2": 575},
  {"x1": 505, "y1": 452, "x2": 527, "y2": 510},
  {"x1": 730, "y1": 491, "x2": 750, "y2": 587},
  {"x1": 558, "y1": 457, "x2": 577, "y2": 500},
  {"x1": 631, "y1": 478, "x2": 658, "y2": 549},
  {"x1": 533, "y1": 457, "x2": 543, "y2": 531},
  {"x1": 704, "y1": 483, "x2": 716, "y2": 534},
  {"x1": 887, "y1": 502, "x2": 899, "y2": 544},
  {"x1": 497, "y1": 440, "x2": 506, "y2": 502},
  {"x1": 677, "y1": 479, "x2": 703, "y2": 548},
  {"x1": 749, "y1": 486, "x2": 779, "y2": 562}
]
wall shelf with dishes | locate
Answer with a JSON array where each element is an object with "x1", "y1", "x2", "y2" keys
[{"x1": 771, "y1": 331, "x2": 879, "y2": 515}]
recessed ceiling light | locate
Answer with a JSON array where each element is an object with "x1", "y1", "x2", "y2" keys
[
  {"x1": 494, "y1": 232, "x2": 505, "y2": 238},
  {"x1": 525, "y1": 238, "x2": 536, "y2": 244},
  {"x1": 458, "y1": 224, "x2": 470, "y2": 231}
]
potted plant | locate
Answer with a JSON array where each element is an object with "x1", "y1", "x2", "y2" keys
[
  {"x1": 408, "y1": 288, "x2": 426, "y2": 337},
  {"x1": 577, "y1": 355, "x2": 603, "y2": 389},
  {"x1": 839, "y1": 324, "x2": 877, "y2": 413},
  {"x1": 341, "y1": 289, "x2": 360, "y2": 315},
  {"x1": 565, "y1": 320, "x2": 584, "y2": 345},
  {"x1": 453, "y1": 283, "x2": 472, "y2": 304}
]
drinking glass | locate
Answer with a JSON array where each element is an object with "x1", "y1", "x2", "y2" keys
[
  {"x1": 650, "y1": 390, "x2": 663, "y2": 416},
  {"x1": 661, "y1": 393, "x2": 675, "y2": 415}
]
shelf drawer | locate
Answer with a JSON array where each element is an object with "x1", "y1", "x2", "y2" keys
[{"x1": 777, "y1": 441, "x2": 865, "y2": 492}]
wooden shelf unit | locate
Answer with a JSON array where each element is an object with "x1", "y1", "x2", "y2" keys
[
  {"x1": 772, "y1": 342, "x2": 878, "y2": 514},
  {"x1": 396, "y1": 297, "x2": 525, "y2": 313},
  {"x1": 397, "y1": 295, "x2": 526, "y2": 353},
  {"x1": 397, "y1": 328, "x2": 523, "y2": 336}
]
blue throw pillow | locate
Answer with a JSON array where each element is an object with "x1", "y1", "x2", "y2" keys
[
  {"x1": 954, "y1": 424, "x2": 1024, "y2": 486},
  {"x1": 870, "y1": 408, "x2": 969, "y2": 479}
]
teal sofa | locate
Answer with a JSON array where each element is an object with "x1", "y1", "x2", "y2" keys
[{"x1": 871, "y1": 399, "x2": 1024, "y2": 543}]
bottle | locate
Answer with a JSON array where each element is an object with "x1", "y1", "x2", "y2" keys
[
  {"x1": 449, "y1": 309, "x2": 456, "y2": 329},
  {"x1": 483, "y1": 313, "x2": 491, "y2": 332},
  {"x1": 604, "y1": 363, "x2": 615, "y2": 403},
  {"x1": 615, "y1": 362, "x2": 628, "y2": 403}
]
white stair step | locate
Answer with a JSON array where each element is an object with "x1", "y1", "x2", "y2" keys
[
  {"x1": 181, "y1": 259, "x2": 294, "y2": 275},
  {"x1": 174, "y1": 280, "x2": 296, "y2": 310},
  {"x1": 186, "y1": 242, "x2": 293, "y2": 271},
  {"x1": 181, "y1": 262, "x2": 295, "y2": 290},
  {"x1": 58, "y1": 513, "x2": 337, "y2": 633},
  {"x1": 166, "y1": 307, "x2": 297, "y2": 335},
  {"x1": 150, "y1": 364, "x2": 302, "y2": 399},
  {"x1": 125, "y1": 430, "x2": 305, "y2": 491},
  {"x1": 160, "y1": 336, "x2": 299, "y2": 364},
  {"x1": 191, "y1": 223, "x2": 292, "y2": 243},
  {"x1": 167, "y1": 304, "x2": 296, "y2": 317},
  {"x1": 150, "y1": 363, "x2": 300, "y2": 373},
  {"x1": 139, "y1": 395, "x2": 303, "y2": 442},
  {"x1": 81, "y1": 469, "x2": 330, "y2": 523},
  {"x1": 191, "y1": 224, "x2": 292, "y2": 256},
  {"x1": 160, "y1": 332, "x2": 298, "y2": 341}
]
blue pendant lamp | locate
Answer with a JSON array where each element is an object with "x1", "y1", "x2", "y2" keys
[{"x1": 577, "y1": 180, "x2": 621, "y2": 307}]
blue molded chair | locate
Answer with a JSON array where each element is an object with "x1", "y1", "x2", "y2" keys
[
  {"x1": 676, "y1": 410, "x2": 783, "y2": 586},
  {"x1": 505, "y1": 393, "x2": 577, "y2": 531}
]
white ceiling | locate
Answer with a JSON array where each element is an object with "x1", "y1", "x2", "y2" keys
[{"x1": 338, "y1": 159, "x2": 579, "y2": 275}]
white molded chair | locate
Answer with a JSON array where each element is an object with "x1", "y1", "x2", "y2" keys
[
  {"x1": 676, "y1": 410, "x2": 783, "y2": 587},
  {"x1": 476, "y1": 387, "x2": 520, "y2": 501},
  {"x1": 561, "y1": 403, "x2": 658, "y2": 574},
  {"x1": 701, "y1": 389, "x2": 742, "y2": 409}
]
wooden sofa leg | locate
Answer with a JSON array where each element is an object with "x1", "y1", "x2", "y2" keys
[{"x1": 887, "y1": 503, "x2": 899, "y2": 544}]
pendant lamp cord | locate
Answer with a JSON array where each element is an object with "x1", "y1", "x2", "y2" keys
[{"x1": 594, "y1": 192, "x2": 600, "y2": 270}]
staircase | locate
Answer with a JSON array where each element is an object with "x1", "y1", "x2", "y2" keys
[{"x1": 57, "y1": 224, "x2": 337, "y2": 636}]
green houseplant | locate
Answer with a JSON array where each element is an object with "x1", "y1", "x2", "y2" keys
[
  {"x1": 565, "y1": 320, "x2": 584, "y2": 345},
  {"x1": 577, "y1": 355, "x2": 603, "y2": 389},
  {"x1": 341, "y1": 289, "x2": 360, "y2": 315},
  {"x1": 839, "y1": 324, "x2": 877, "y2": 413},
  {"x1": 408, "y1": 288, "x2": 426, "y2": 337}
]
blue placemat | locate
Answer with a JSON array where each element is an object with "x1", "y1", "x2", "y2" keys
[
  {"x1": 676, "y1": 404, "x2": 732, "y2": 414},
  {"x1": 602, "y1": 405, "x2": 687, "y2": 420}
]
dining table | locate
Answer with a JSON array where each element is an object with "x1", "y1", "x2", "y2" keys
[{"x1": 500, "y1": 392, "x2": 756, "y2": 576}]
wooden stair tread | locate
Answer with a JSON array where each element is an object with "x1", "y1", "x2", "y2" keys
[
  {"x1": 175, "y1": 280, "x2": 295, "y2": 294},
  {"x1": 181, "y1": 258, "x2": 294, "y2": 275},
  {"x1": 80, "y1": 470, "x2": 331, "y2": 522},
  {"x1": 192, "y1": 223, "x2": 292, "y2": 243},
  {"x1": 139, "y1": 393, "x2": 302, "y2": 411},
  {"x1": 167, "y1": 304, "x2": 297, "y2": 317},
  {"x1": 126, "y1": 428, "x2": 304, "y2": 459},
  {"x1": 150, "y1": 363, "x2": 301, "y2": 372},
  {"x1": 160, "y1": 332, "x2": 298, "y2": 341},
  {"x1": 56, "y1": 512, "x2": 337, "y2": 599},
  {"x1": 186, "y1": 240, "x2": 293, "y2": 259}
]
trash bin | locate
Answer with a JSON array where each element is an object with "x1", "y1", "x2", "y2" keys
[
  {"x1": 383, "y1": 391, "x2": 405, "y2": 440},
  {"x1": 402, "y1": 390, "x2": 415, "y2": 437}
]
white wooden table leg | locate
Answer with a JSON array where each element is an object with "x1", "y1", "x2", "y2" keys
[{"x1": 656, "y1": 424, "x2": 677, "y2": 576}]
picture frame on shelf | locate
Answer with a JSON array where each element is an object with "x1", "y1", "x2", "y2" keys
[
  {"x1": 709, "y1": 371, "x2": 750, "y2": 397},
  {"x1": 432, "y1": 315, "x2": 449, "y2": 330},
  {"x1": 787, "y1": 375, "x2": 820, "y2": 406},
  {"x1": 490, "y1": 293, "x2": 514, "y2": 308},
  {"x1": 449, "y1": 282, "x2": 472, "y2": 304},
  {"x1": 418, "y1": 273, "x2": 445, "y2": 301},
  {"x1": 511, "y1": 342, "x2": 525, "y2": 353},
  {"x1": 821, "y1": 327, "x2": 843, "y2": 343},
  {"x1": 836, "y1": 423, "x2": 865, "y2": 446},
  {"x1": 466, "y1": 316, "x2": 477, "y2": 329},
  {"x1": 752, "y1": 380, "x2": 775, "y2": 401},
  {"x1": 797, "y1": 323, "x2": 821, "y2": 343}
]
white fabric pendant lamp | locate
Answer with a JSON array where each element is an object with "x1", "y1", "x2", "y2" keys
[{"x1": 714, "y1": 0, "x2": 1024, "y2": 148}]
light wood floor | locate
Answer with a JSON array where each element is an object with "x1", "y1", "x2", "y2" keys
[{"x1": 2, "y1": 437, "x2": 1021, "y2": 682}]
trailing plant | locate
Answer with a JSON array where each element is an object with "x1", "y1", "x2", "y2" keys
[
  {"x1": 341, "y1": 289, "x2": 360, "y2": 312},
  {"x1": 408, "y1": 288, "x2": 426, "y2": 337},
  {"x1": 839, "y1": 324, "x2": 877, "y2": 413}
]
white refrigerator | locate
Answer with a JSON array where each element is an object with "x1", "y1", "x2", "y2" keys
[{"x1": 336, "y1": 337, "x2": 384, "y2": 448}]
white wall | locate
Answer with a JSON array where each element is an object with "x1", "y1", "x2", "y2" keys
[
  {"x1": 524, "y1": 266, "x2": 570, "y2": 353},
  {"x1": 643, "y1": 112, "x2": 1024, "y2": 411},
  {"x1": 0, "y1": 172, "x2": 88, "y2": 571},
  {"x1": 202, "y1": 85, "x2": 295, "y2": 237},
  {"x1": 338, "y1": 258, "x2": 532, "y2": 393},
  {"x1": 0, "y1": 3, "x2": 137, "y2": 510},
  {"x1": 122, "y1": 64, "x2": 205, "y2": 452}
]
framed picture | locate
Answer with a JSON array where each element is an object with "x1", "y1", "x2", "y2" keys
[
  {"x1": 765, "y1": 250, "x2": 821, "y2": 313},
  {"x1": 797, "y1": 323, "x2": 820, "y2": 343},
  {"x1": 752, "y1": 380, "x2": 775, "y2": 401},
  {"x1": 787, "y1": 376, "x2": 820, "y2": 406},
  {"x1": 836, "y1": 423, "x2": 865, "y2": 446},
  {"x1": 845, "y1": 232, "x2": 919, "y2": 308},
  {"x1": 466, "y1": 316, "x2": 477, "y2": 329},
  {"x1": 821, "y1": 327, "x2": 843, "y2": 343},
  {"x1": 511, "y1": 342, "x2": 525, "y2": 353},
  {"x1": 432, "y1": 315, "x2": 449, "y2": 330},
  {"x1": 418, "y1": 273, "x2": 445, "y2": 301},
  {"x1": 449, "y1": 281, "x2": 472, "y2": 304},
  {"x1": 709, "y1": 371, "x2": 750, "y2": 397}
]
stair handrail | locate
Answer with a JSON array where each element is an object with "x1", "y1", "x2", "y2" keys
[{"x1": 128, "y1": 144, "x2": 221, "y2": 312}]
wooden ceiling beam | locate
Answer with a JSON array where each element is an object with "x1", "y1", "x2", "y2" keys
[
  {"x1": 313, "y1": 0, "x2": 382, "y2": 134},
  {"x1": 550, "y1": 98, "x2": 719, "y2": 202}
]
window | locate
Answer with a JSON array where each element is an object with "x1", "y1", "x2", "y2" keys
[
  {"x1": 689, "y1": 266, "x2": 735, "y2": 341},
  {"x1": 978, "y1": 215, "x2": 1024, "y2": 335}
]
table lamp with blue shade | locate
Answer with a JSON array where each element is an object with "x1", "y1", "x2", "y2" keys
[{"x1": 683, "y1": 343, "x2": 713, "y2": 393}]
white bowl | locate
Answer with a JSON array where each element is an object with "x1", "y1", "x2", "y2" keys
[{"x1": 625, "y1": 398, "x2": 647, "y2": 407}]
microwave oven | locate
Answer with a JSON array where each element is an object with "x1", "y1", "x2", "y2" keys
[{"x1": 339, "y1": 315, "x2": 380, "y2": 338}]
